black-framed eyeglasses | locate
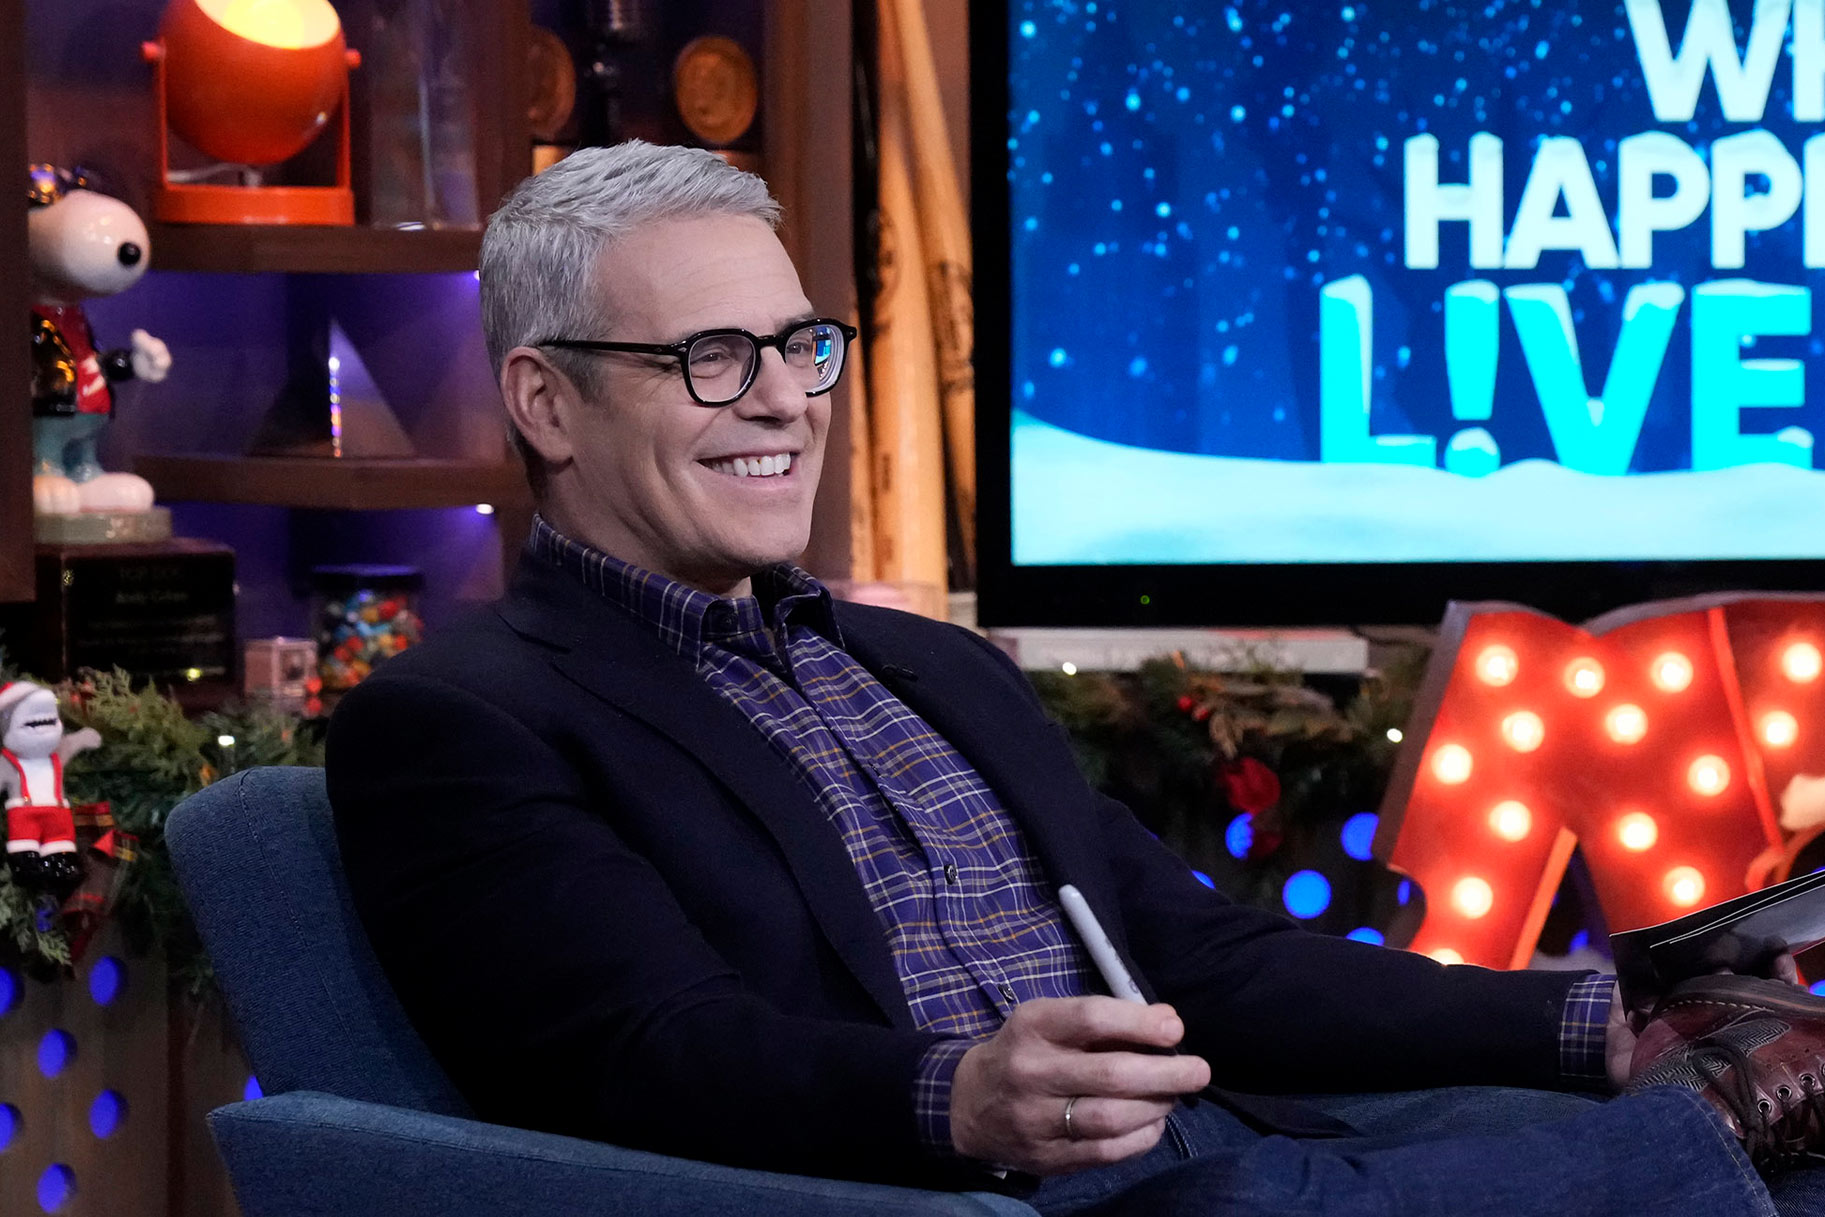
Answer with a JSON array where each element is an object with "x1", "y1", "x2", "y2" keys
[{"x1": 538, "y1": 318, "x2": 859, "y2": 406}]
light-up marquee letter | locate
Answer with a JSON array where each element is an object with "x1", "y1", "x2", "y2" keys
[{"x1": 1375, "y1": 595, "x2": 1825, "y2": 968}]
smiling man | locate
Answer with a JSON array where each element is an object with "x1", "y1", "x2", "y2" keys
[{"x1": 326, "y1": 143, "x2": 1825, "y2": 1217}]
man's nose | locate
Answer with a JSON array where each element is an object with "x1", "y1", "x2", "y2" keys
[{"x1": 732, "y1": 348, "x2": 810, "y2": 418}]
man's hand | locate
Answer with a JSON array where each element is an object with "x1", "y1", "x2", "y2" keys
[
  {"x1": 1605, "y1": 954, "x2": 1802, "y2": 1089},
  {"x1": 949, "y1": 997, "x2": 1211, "y2": 1176}
]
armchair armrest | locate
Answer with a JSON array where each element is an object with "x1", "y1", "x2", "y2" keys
[{"x1": 207, "y1": 1092, "x2": 1039, "y2": 1217}]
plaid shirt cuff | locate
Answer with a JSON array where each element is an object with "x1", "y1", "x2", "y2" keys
[
  {"x1": 913, "y1": 1039, "x2": 977, "y2": 1155},
  {"x1": 1559, "y1": 973, "x2": 1615, "y2": 1089}
]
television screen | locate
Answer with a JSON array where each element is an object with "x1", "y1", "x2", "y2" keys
[{"x1": 977, "y1": 0, "x2": 1825, "y2": 624}]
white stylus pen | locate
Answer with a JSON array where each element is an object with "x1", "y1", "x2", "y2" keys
[{"x1": 1057, "y1": 884, "x2": 1146, "y2": 1003}]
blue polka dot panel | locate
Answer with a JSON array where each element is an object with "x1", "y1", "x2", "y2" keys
[
  {"x1": 86, "y1": 959, "x2": 124, "y2": 1008},
  {"x1": 1347, "y1": 927, "x2": 1385, "y2": 946},
  {"x1": 244, "y1": 1075, "x2": 264, "y2": 1103},
  {"x1": 1189, "y1": 869, "x2": 1215, "y2": 890},
  {"x1": 36, "y1": 1164, "x2": 75, "y2": 1213},
  {"x1": 1339, "y1": 813, "x2": 1379, "y2": 862},
  {"x1": 1282, "y1": 870, "x2": 1333, "y2": 920},
  {"x1": 0, "y1": 967, "x2": 19, "y2": 1017},
  {"x1": 1223, "y1": 814, "x2": 1253, "y2": 859},
  {"x1": 36, "y1": 1031, "x2": 75, "y2": 1079},
  {"x1": 0, "y1": 1103, "x2": 19, "y2": 1152},
  {"x1": 87, "y1": 1091, "x2": 126, "y2": 1140}
]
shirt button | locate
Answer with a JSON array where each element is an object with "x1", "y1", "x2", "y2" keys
[
  {"x1": 998, "y1": 983, "x2": 1018, "y2": 1003},
  {"x1": 943, "y1": 862, "x2": 959, "y2": 885}
]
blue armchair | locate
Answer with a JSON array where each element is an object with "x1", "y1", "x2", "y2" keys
[{"x1": 166, "y1": 766, "x2": 1036, "y2": 1216}]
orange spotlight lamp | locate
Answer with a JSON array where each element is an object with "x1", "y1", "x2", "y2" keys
[{"x1": 142, "y1": 0, "x2": 361, "y2": 225}]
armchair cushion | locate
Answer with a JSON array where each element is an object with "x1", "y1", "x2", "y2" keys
[{"x1": 208, "y1": 1091, "x2": 1039, "y2": 1217}]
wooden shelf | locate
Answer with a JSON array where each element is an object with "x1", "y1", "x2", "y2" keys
[
  {"x1": 135, "y1": 454, "x2": 525, "y2": 510},
  {"x1": 147, "y1": 224, "x2": 483, "y2": 275}
]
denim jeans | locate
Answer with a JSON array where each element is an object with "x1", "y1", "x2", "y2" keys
[{"x1": 1028, "y1": 1084, "x2": 1821, "y2": 1217}]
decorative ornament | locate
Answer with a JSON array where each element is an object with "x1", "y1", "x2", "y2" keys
[
  {"x1": 28, "y1": 166, "x2": 172, "y2": 532},
  {"x1": 1, "y1": 680, "x2": 100, "y2": 894},
  {"x1": 672, "y1": 35, "x2": 759, "y2": 147},
  {"x1": 1219, "y1": 756, "x2": 1282, "y2": 815}
]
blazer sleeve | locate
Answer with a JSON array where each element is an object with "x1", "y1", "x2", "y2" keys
[
  {"x1": 326, "y1": 671, "x2": 961, "y2": 1187},
  {"x1": 954, "y1": 628, "x2": 1585, "y2": 1094}
]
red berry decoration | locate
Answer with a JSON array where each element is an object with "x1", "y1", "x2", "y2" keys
[{"x1": 1176, "y1": 694, "x2": 1195, "y2": 713}]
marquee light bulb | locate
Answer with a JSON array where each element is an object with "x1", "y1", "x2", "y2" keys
[
  {"x1": 1651, "y1": 652, "x2": 1694, "y2": 693},
  {"x1": 1783, "y1": 643, "x2": 1823, "y2": 684},
  {"x1": 1617, "y1": 811, "x2": 1658, "y2": 852},
  {"x1": 1429, "y1": 948, "x2": 1465, "y2": 965},
  {"x1": 1451, "y1": 876, "x2": 1495, "y2": 919},
  {"x1": 1664, "y1": 866, "x2": 1706, "y2": 907},
  {"x1": 1605, "y1": 704, "x2": 1648, "y2": 744},
  {"x1": 1761, "y1": 710, "x2": 1799, "y2": 748},
  {"x1": 1475, "y1": 645, "x2": 1518, "y2": 687},
  {"x1": 1430, "y1": 744, "x2": 1473, "y2": 784},
  {"x1": 1687, "y1": 755, "x2": 1731, "y2": 797},
  {"x1": 1500, "y1": 711, "x2": 1545, "y2": 753},
  {"x1": 1564, "y1": 658, "x2": 1604, "y2": 698},
  {"x1": 1487, "y1": 800, "x2": 1532, "y2": 842}
]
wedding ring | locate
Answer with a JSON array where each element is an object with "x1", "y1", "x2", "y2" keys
[{"x1": 1063, "y1": 1095, "x2": 1083, "y2": 1141}]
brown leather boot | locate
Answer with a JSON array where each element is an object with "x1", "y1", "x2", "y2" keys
[{"x1": 1628, "y1": 973, "x2": 1825, "y2": 1169}]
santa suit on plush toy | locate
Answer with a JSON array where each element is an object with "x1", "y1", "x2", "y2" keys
[{"x1": 0, "y1": 681, "x2": 100, "y2": 894}]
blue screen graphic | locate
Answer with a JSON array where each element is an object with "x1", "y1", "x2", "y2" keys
[{"x1": 1009, "y1": 0, "x2": 1825, "y2": 565}]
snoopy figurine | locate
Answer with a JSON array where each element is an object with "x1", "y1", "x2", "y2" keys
[
  {"x1": 29, "y1": 165, "x2": 172, "y2": 516},
  {"x1": 0, "y1": 680, "x2": 100, "y2": 895}
]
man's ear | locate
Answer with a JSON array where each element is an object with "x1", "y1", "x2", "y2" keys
[{"x1": 500, "y1": 347, "x2": 583, "y2": 467}]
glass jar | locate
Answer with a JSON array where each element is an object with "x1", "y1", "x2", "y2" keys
[{"x1": 310, "y1": 565, "x2": 425, "y2": 691}]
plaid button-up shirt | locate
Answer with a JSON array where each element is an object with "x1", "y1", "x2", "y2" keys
[{"x1": 530, "y1": 518, "x2": 1614, "y2": 1156}]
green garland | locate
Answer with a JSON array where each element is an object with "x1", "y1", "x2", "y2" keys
[
  {"x1": 1027, "y1": 646, "x2": 1426, "y2": 913},
  {"x1": 0, "y1": 668, "x2": 322, "y2": 993}
]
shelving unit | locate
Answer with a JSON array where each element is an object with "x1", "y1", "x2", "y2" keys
[
  {"x1": 135, "y1": 455, "x2": 525, "y2": 511},
  {"x1": 146, "y1": 223, "x2": 483, "y2": 275}
]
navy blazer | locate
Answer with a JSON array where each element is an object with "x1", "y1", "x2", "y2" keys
[{"x1": 326, "y1": 555, "x2": 1585, "y2": 1188}]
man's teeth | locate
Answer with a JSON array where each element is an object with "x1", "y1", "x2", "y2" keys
[{"x1": 707, "y1": 453, "x2": 793, "y2": 478}]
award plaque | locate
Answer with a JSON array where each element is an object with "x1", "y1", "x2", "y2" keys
[{"x1": 5, "y1": 539, "x2": 236, "y2": 690}]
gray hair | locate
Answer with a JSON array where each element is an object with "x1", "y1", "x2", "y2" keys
[{"x1": 479, "y1": 142, "x2": 782, "y2": 486}]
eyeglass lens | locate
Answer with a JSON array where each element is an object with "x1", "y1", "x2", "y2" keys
[{"x1": 685, "y1": 322, "x2": 848, "y2": 403}]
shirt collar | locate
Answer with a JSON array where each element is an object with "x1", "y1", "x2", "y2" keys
[{"x1": 528, "y1": 515, "x2": 843, "y2": 661}]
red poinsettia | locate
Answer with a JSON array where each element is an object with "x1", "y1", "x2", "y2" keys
[{"x1": 1218, "y1": 757, "x2": 1281, "y2": 814}]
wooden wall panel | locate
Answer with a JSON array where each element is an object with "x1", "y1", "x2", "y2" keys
[
  {"x1": 1, "y1": 2, "x2": 30, "y2": 603},
  {"x1": 766, "y1": 0, "x2": 857, "y2": 582}
]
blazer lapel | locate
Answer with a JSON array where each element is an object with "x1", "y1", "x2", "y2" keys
[{"x1": 497, "y1": 560, "x2": 915, "y2": 1029}]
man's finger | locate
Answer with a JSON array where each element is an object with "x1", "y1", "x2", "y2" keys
[
  {"x1": 1050, "y1": 1118, "x2": 1168, "y2": 1174},
  {"x1": 1051, "y1": 1049, "x2": 1211, "y2": 1100},
  {"x1": 1020, "y1": 996, "x2": 1185, "y2": 1050},
  {"x1": 1050, "y1": 1095, "x2": 1177, "y2": 1143}
]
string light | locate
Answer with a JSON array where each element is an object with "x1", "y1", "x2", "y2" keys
[
  {"x1": 1500, "y1": 711, "x2": 1545, "y2": 753},
  {"x1": 1664, "y1": 866, "x2": 1706, "y2": 907},
  {"x1": 1475, "y1": 645, "x2": 1519, "y2": 687},
  {"x1": 1616, "y1": 811, "x2": 1658, "y2": 852},
  {"x1": 1651, "y1": 652, "x2": 1694, "y2": 693},
  {"x1": 1604, "y1": 704, "x2": 1648, "y2": 744},
  {"x1": 1686, "y1": 755, "x2": 1731, "y2": 797},
  {"x1": 1487, "y1": 800, "x2": 1532, "y2": 842},
  {"x1": 1429, "y1": 948, "x2": 1465, "y2": 965},
  {"x1": 1430, "y1": 744, "x2": 1473, "y2": 784},
  {"x1": 1760, "y1": 710, "x2": 1799, "y2": 748},
  {"x1": 1783, "y1": 642, "x2": 1823, "y2": 683},
  {"x1": 1451, "y1": 876, "x2": 1494, "y2": 919},
  {"x1": 1563, "y1": 658, "x2": 1604, "y2": 698}
]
